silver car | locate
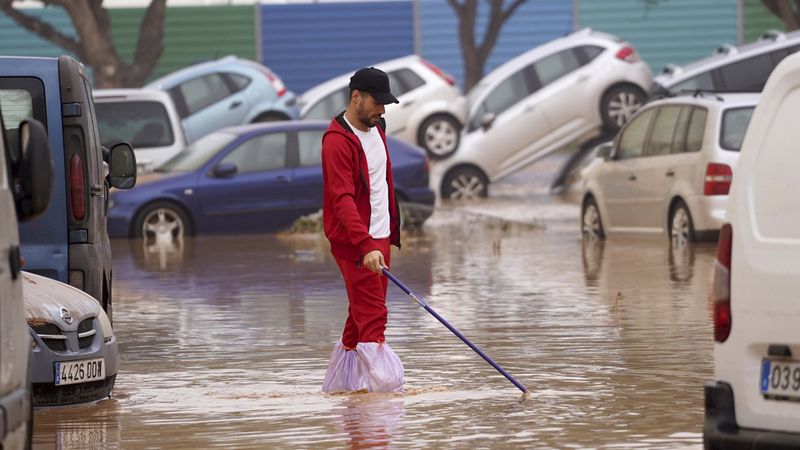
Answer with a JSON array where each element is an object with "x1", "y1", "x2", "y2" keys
[
  {"x1": 580, "y1": 93, "x2": 759, "y2": 244},
  {"x1": 24, "y1": 272, "x2": 118, "y2": 406},
  {"x1": 650, "y1": 29, "x2": 800, "y2": 97},
  {"x1": 431, "y1": 28, "x2": 653, "y2": 200},
  {"x1": 299, "y1": 55, "x2": 464, "y2": 160}
]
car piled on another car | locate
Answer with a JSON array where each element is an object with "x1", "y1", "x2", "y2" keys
[
  {"x1": 579, "y1": 92, "x2": 758, "y2": 243},
  {"x1": 431, "y1": 28, "x2": 653, "y2": 200},
  {"x1": 300, "y1": 55, "x2": 464, "y2": 160}
]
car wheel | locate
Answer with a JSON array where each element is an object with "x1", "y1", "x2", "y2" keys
[
  {"x1": 133, "y1": 202, "x2": 193, "y2": 245},
  {"x1": 253, "y1": 112, "x2": 289, "y2": 122},
  {"x1": 669, "y1": 200, "x2": 695, "y2": 246},
  {"x1": 441, "y1": 167, "x2": 488, "y2": 200},
  {"x1": 601, "y1": 85, "x2": 645, "y2": 131},
  {"x1": 581, "y1": 197, "x2": 605, "y2": 240},
  {"x1": 419, "y1": 115, "x2": 461, "y2": 160}
]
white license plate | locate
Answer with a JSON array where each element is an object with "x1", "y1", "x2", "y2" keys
[
  {"x1": 54, "y1": 358, "x2": 105, "y2": 386},
  {"x1": 761, "y1": 358, "x2": 800, "y2": 399}
]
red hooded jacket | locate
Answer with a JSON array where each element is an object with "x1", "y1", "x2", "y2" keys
[{"x1": 322, "y1": 112, "x2": 401, "y2": 262}]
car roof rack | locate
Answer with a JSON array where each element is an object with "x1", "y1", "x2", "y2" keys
[
  {"x1": 758, "y1": 29, "x2": 786, "y2": 42},
  {"x1": 659, "y1": 63, "x2": 682, "y2": 76},
  {"x1": 713, "y1": 43, "x2": 738, "y2": 56}
]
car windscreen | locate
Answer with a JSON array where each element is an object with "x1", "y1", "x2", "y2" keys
[
  {"x1": 95, "y1": 101, "x2": 176, "y2": 148},
  {"x1": 719, "y1": 106, "x2": 755, "y2": 151},
  {"x1": 158, "y1": 131, "x2": 237, "y2": 172}
]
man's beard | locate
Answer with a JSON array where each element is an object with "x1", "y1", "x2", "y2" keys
[{"x1": 357, "y1": 107, "x2": 380, "y2": 128}]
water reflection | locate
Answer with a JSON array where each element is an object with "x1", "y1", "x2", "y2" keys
[{"x1": 337, "y1": 396, "x2": 405, "y2": 449}]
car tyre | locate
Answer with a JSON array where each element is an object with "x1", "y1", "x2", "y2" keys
[
  {"x1": 669, "y1": 200, "x2": 695, "y2": 246},
  {"x1": 419, "y1": 115, "x2": 461, "y2": 160},
  {"x1": 601, "y1": 85, "x2": 645, "y2": 132},
  {"x1": 441, "y1": 167, "x2": 488, "y2": 200},
  {"x1": 581, "y1": 196, "x2": 605, "y2": 240},
  {"x1": 133, "y1": 201, "x2": 193, "y2": 244},
  {"x1": 253, "y1": 112, "x2": 289, "y2": 122}
]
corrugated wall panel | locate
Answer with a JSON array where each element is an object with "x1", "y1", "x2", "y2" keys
[
  {"x1": 742, "y1": 0, "x2": 784, "y2": 43},
  {"x1": 260, "y1": 1, "x2": 413, "y2": 94},
  {"x1": 0, "y1": 8, "x2": 77, "y2": 58},
  {"x1": 420, "y1": 0, "x2": 573, "y2": 90},
  {"x1": 109, "y1": 6, "x2": 255, "y2": 83},
  {"x1": 579, "y1": 0, "x2": 738, "y2": 75}
]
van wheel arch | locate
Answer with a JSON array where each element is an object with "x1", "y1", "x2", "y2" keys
[{"x1": 252, "y1": 112, "x2": 290, "y2": 122}]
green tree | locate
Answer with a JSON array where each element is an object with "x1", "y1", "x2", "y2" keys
[{"x1": 0, "y1": 0, "x2": 167, "y2": 87}]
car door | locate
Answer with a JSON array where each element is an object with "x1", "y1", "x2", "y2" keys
[
  {"x1": 466, "y1": 63, "x2": 549, "y2": 176},
  {"x1": 291, "y1": 128, "x2": 325, "y2": 217},
  {"x1": 383, "y1": 68, "x2": 426, "y2": 136},
  {"x1": 303, "y1": 87, "x2": 348, "y2": 121},
  {"x1": 532, "y1": 46, "x2": 597, "y2": 139},
  {"x1": 173, "y1": 73, "x2": 248, "y2": 143},
  {"x1": 595, "y1": 107, "x2": 655, "y2": 230},
  {"x1": 198, "y1": 131, "x2": 295, "y2": 233}
]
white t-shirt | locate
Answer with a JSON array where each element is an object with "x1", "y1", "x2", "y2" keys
[{"x1": 343, "y1": 115, "x2": 390, "y2": 239}]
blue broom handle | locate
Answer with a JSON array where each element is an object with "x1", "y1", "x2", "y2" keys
[{"x1": 382, "y1": 268, "x2": 528, "y2": 394}]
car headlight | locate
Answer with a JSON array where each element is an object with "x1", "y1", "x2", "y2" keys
[{"x1": 97, "y1": 309, "x2": 114, "y2": 343}]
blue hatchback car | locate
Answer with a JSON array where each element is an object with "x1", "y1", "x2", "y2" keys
[
  {"x1": 108, "y1": 121, "x2": 435, "y2": 242},
  {"x1": 146, "y1": 56, "x2": 299, "y2": 144}
]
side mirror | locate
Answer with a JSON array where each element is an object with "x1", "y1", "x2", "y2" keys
[
  {"x1": 108, "y1": 142, "x2": 137, "y2": 189},
  {"x1": 480, "y1": 113, "x2": 496, "y2": 131},
  {"x1": 16, "y1": 119, "x2": 53, "y2": 221},
  {"x1": 213, "y1": 162, "x2": 237, "y2": 178},
  {"x1": 596, "y1": 142, "x2": 614, "y2": 160}
]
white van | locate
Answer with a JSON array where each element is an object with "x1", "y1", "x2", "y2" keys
[
  {"x1": 705, "y1": 52, "x2": 800, "y2": 447},
  {"x1": 0, "y1": 115, "x2": 53, "y2": 447}
]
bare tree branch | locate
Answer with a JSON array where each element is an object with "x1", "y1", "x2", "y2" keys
[
  {"x1": 761, "y1": 0, "x2": 800, "y2": 31},
  {"x1": 0, "y1": 0, "x2": 82, "y2": 57},
  {"x1": 127, "y1": 0, "x2": 167, "y2": 85}
]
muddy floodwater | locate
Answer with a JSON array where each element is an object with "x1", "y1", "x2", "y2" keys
[{"x1": 32, "y1": 195, "x2": 717, "y2": 449}]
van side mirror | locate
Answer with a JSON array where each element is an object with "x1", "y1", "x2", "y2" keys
[
  {"x1": 596, "y1": 142, "x2": 614, "y2": 160},
  {"x1": 481, "y1": 113, "x2": 496, "y2": 131},
  {"x1": 108, "y1": 142, "x2": 137, "y2": 189},
  {"x1": 213, "y1": 162, "x2": 237, "y2": 178},
  {"x1": 16, "y1": 119, "x2": 53, "y2": 221}
]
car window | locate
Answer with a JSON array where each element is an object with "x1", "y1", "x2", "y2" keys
[
  {"x1": 224, "y1": 73, "x2": 251, "y2": 93},
  {"x1": 470, "y1": 66, "x2": 538, "y2": 130},
  {"x1": 646, "y1": 105, "x2": 682, "y2": 157},
  {"x1": 179, "y1": 74, "x2": 231, "y2": 115},
  {"x1": 304, "y1": 87, "x2": 348, "y2": 121},
  {"x1": 669, "y1": 72, "x2": 715, "y2": 94},
  {"x1": 298, "y1": 129, "x2": 324, "y2": 166},
  {"x1": 718, "y1": 53, "x2": 774, "y2": 91},
  {"x1": 576, "y1": 45, "x2": 605, "y2": 65},
  {"x1": 670, "y1": 106, "x2": 692, "y2": 153},
  {"x1": 389, "y1": 68, "x2": 425, "y2": 96},
  {"x1": 96, "y1": 101, "x2": 175, "y2": 148},
  {"x1": 616, "y1": 108, "x2": 655, "y2": 160},
  {"x1": 685, "y1": 107, "x2": 708, "y2": 152},
  {"x1": 720, "y1": 106, "x2": 755, "y2": 151},
  {"x1": 534, "y1": 49, "x2": 582, "y2": 86},
  {"x1": 221, "y1": 132, "x2": 287, "y2": 174},
  {"x1": 0, "y1": 78, "x2": 47, "y2": 157},
  {"x1": 159, "y1": 131, "x2": 237, "y2": 172}
]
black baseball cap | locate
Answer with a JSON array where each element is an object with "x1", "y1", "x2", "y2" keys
[{"x1": 349, "y1": 67, "x2": 399, "y2": 105}]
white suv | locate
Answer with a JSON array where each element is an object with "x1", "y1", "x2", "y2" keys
[
  {"x1": 299, "y1": 55, "x2": 463, "y2": 159},
  {"x1": 431, "y1": 28, "x2": 652, "y2": 200},
  {"x1": 705, "y1": 52, "x2": 800, "y2": 448},
  {"x1": 580, "y1": 93, "x2": 758, "y2": 243}
]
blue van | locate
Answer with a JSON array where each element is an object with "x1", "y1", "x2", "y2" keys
[{"x1": 0, "y1": 55, "x2": 136, "y2": 321}]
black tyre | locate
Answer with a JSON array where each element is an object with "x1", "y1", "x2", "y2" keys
[
  {"x1": 669, "y1": 200, "x2": 695, "y2": 245},
  {"x1": 581, "y1": 196, "x2": 605, "y2": 240},
  {"x1": 600, "y1": 85, "x2": 645, "y2": 132},
  {"x1": 132, "y1": 201, "x2": 193, "y2": 241},
  {"x1": 418, "y1": 115, "x2": 461, "y2": 160},
  {"x1": 441, "y1": 167, "x2": 488, "y2": 200}
]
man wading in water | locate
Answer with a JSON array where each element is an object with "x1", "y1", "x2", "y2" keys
[{"x1": 320, "y1": 67, "x2": 404, "y2": 393}]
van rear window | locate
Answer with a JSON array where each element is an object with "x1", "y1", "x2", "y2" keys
[
  {"x1": 720, "y1": 106, "x2": 755, "y2": 151},
  {"x1": 96, "y1": 101, "x2": 175, "y2": 149}
]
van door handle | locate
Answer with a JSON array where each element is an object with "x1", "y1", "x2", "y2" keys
[
  {"x1": 628, "y1": 174, "x2": 637, "y2": 181},
  {"x1": 665, "y1": 170, "x2": 675, "y2": 177},
  {"x1": 229, "y1": 100, "x2": 242, "y2": 109},
  {"x1": 576, "y1": 74, "x2": 590, "y2": 83},
  {"x1": 524, "y1": 104, "x2": 536, "y2": 113},
  {"x1": 402, "y1": 100, "x2": 414, "y2": 108},
  {"x1": 90, "y1": 184, "x2": 104, "y2": 197}
]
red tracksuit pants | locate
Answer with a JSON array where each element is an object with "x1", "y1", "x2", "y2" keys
[{"x1": 334, "y1": 238, "x2": 391, "y2": 349}]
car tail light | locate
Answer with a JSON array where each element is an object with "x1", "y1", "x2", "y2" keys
[
  {"x1": 69, "y1": 153, "x2": 85, "y2": 220},
  {"x1": 615, "y1": 46, "x2": 640, "y2": 63},
  {"x1": 421, "y1": 59, "x2": 456, "y2": 86},
  {"x1": 261, "y1": 67, "x2": 286, "y2": 97},
  {"x1": 704, "y1": 163, "x2": 733, "y2": 196},
  {"x1": 712, "y1": 223, "x2": 732, "y2": 342}
]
